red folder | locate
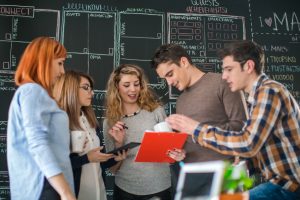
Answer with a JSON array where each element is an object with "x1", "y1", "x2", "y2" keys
[{"x1": 135, "y1": 131, "x2": 188, "y2": 163}]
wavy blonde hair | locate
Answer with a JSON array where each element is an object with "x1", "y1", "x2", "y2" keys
[
  {"x1": 53, "y1": 70, "x2": 98, "y2": 130},
  {"x1": 15, "y1": 37, "x2": 66, "y2": 96},
  {"x1": 105, "y1": 64, "x2": 160, "y2": 127}
]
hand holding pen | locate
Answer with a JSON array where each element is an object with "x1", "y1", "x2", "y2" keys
[{"x1": 109, "y1": 121, "x2": 127, "y2": 147}]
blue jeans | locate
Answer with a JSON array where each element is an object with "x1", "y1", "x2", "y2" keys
[{"x1": 250, "y1": 182, "x2": 300, "y2": 200}]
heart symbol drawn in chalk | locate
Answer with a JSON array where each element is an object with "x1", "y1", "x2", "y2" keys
[{"x1": 264, "y1": 17, "x2": 272, "y2": 27}]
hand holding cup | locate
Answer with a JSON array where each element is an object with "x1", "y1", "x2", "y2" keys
[{"x1": 154, "y1": 121, "x2": 172, "y2": 132}]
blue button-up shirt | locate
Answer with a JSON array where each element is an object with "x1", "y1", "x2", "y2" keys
[{"x1": 7, "y1": 83, "x2": 74, "y2": 199}]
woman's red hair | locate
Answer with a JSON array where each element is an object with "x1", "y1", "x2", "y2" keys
[{"x1": 15, "y1": 37, "x2": 66, "y2": 95}]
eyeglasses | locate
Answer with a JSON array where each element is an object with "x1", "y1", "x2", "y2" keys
[{"x1": 79, "y1": 85, "x2": 93, "y2": 92}]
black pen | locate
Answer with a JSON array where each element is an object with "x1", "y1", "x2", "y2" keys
[{"x1": 122, "y1": 124, "x2": 128, "y2": 129}]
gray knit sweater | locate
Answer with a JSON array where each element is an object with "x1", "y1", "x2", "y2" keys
[{"x1": 103, "y1": 107, "x2": 171, "y2": 195}]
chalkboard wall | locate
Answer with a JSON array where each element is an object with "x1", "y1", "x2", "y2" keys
[{"x1": 0, "y1": 0, "x2": 299, "y2": 199}]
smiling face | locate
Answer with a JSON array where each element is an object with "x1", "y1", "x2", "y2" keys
[
  {"x1": 78, "y1": 76, "x2": 94, "y2": 107},
  {"x1": 155, "y1": 59, "x2": 190, "y2": 91},
  {"x1": 221, "y1": 56, "x2": 250, "y2": 92},
  {"x1": 50, "y1": 57, "x2": 65, "y2": 86},
  {"x1": 118, "y1": 74, "x2": 141, "y2": 106}
]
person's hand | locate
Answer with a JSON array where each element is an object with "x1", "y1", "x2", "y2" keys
[
  {"x1": 113, "y1": 149, "x2": 128, "y2": 161},
  {"x1": 48, "y1": 174, "x2": 76, "y2": 200},
  {"x1": 60, "y1": 192, "x2": 76, "y2": 200},
  {"x1": 109, "y1": 121, "x2": 126, "y2": 147},
  {"x1": 167, "y1": 148, "x2": 186, "y2": 162},
  {"x1": 166, "y1": 114, "x2": 199, "y2": 135},
  {"x1": 87, "y1": 146, "x2": 114, "y2": 163}
]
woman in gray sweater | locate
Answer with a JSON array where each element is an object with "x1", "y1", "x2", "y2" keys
[{"x1": 103, "y1": 64, "x2": 171, "y2": 200}]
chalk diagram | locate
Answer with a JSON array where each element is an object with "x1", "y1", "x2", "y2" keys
[
  {"x1": 0, "y1": 6, "x2": 60, "y2": 199},
  {"x1": 0, "y1": 6, "x2": 60, "y2": 132},
  {"x1": 167, "y1": 13, "x2": 246, "y2": 99}
]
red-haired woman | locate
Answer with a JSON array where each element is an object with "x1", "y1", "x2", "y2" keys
[{"x1": 7, "y1": 37, "x2": 76, "y2": 200}]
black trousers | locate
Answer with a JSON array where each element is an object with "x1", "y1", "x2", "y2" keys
[
  {"x1": 39, "y1": 178, "x2": 60, "y2": 200},
  {"x1": 170, "y1": 162, "x2": 180, "y2": 200},
  {"x1": 113, "y1": 184, "x2": 171, "y2": 200}
]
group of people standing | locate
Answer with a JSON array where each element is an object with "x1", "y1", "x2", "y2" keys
[
  {"x1": 6, "y1": 36, "x2": 300, "y2": 200},
  {"x1": 6, "y1": 37, "x2": 171, "y2": 200}
]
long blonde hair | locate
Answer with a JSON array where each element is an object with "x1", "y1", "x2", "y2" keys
[
  {"x1": 53, "y1": 70, "x2": 98, "y2": 130},
  {"x1": 15, "y1": 37, "x2": 66, "y2": 96},
  {"x1": 105, "y1": 64, "x2": 160, "y2": 127}
]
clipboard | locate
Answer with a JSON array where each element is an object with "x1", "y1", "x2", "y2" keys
[{"x1": 135, "y1": 131, "x2": 188, "y2": 163}]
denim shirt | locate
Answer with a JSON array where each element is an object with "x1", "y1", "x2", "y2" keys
[{"x1": 7, "y1": 83, "x2": 74, "y2": 199}]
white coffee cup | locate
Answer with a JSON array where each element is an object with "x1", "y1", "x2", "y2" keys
[
  {"x1": 71, "y1": 130, "x2": 86, "y2": 153},
  {"x1": 154, "y1": 121, "x2": 172, "y2": 132}
]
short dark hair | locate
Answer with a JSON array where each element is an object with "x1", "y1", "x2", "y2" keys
[
  {"x1": 217, "y1": 40, "x2": 265, "y2": 74},
  {"x1": 150, "y1": 43, "x2": 193, "y2": 69}
]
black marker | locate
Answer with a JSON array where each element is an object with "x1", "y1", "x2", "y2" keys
[{"x1": 122, "y1": 124, "x2": 128, "y2": 129}]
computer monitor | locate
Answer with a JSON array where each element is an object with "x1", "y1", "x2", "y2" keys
[{"x1": 175, "y1": 161, "x2": 225, "y2": 200}]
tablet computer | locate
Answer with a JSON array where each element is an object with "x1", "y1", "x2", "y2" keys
[{"x1": 106, "y1": 142, "x2": 141, "y2": 155}]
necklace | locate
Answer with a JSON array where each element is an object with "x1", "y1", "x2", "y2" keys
[
  {"x1": 80, "y1": 113, "x2": 95, "y2": 145},
  {"x1": 122, "y1": 109, "x2": 141, "y2": 118}
]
